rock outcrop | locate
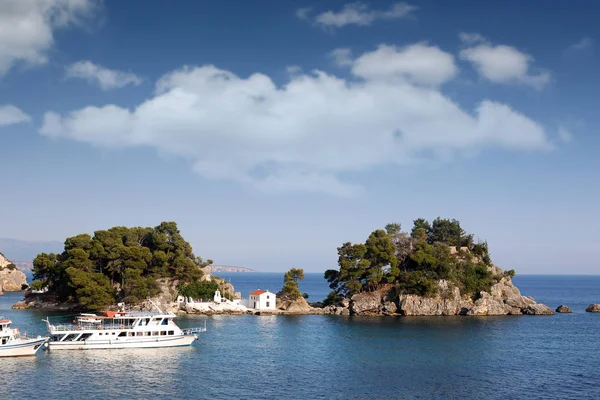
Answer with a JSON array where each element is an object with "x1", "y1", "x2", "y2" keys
[
  {"x1": 585, "y1": 304, "x2": 600, "y2": 313},
  {"x1": 277, "y1": 296, "x2": 312, "y2": 313},
  {"x1": 556, "y1": 305, "x2": 573, "y2": 313},
  {"x1": 399, "y1": 280, "x2": 472, "y2": 316},
  {"x1": 322, "y1": 268, "x2": 554, "y2": 317},
  {"x1": 0, "y1": 252, "x2": 28, "y2": 292}
]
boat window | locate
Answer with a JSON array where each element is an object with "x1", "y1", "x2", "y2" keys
[
  {"x1": 112, "y1": 332, "x2": 116, "y2": 335},
  {"x1": 144, "y1": 331, "x2": 150, "y2": 336},
  {"x1": 50, "y1": 334, "x2": 63, "y2": 342},
  {"x1": 145, "y1": 318, "x2": 150, "y2": 325},
  {"x1": 77, "y1": 333, "x2": 93, "y2": 341},
  {"x1": 160, "y1": 331, "x2": 167, "y2": 336},
  {"x1": 136, "y1": 332, "x2": 143, "y2": 336},
  {"x1": 63, "y1": 333, "x2": 79, "y2": 341},
  {"x1": 118, "y1": 332, "x2": 126, "y2": 337},
  {"x1": 161, "y1": 318, "x2": 168, "y2": 325},
  {"x1": 168, "y1": 331, "x2": 174, "y2": 335},
  {"x1": 128, "y1": 332, "x2": 135, "y2": 337},
  {"x1": 1, "y1": 337, "x2": 7, "y2": 345},
  {"x1": 152, "y1": 331, "x2": 158, "y2": 336}
]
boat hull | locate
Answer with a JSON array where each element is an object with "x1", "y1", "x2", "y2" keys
[
  {"x1": 48, "y1": 334, "x2": 196, "y2": 350},
  {"x1": 0, "y1": 338, "x2": 48, "y2": 357}
]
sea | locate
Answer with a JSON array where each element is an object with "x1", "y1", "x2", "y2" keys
[{"x1": 1, "y1": 273, "x2": 599, "y2": 400}]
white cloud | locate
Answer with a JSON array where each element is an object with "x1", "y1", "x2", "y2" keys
[
  {"x1": 0, "y1": 105, "x2": 31, "y2": 126},
  {"x1": 460, "y1": 42, "x2": 550, "y2": 89},
  {"x1": 330, "y1": 48, "x2": 354, "y2": 67},
  {"x1": 0, "y1": 0, "x2": 99, "y2": 77},
  {"x1": 568, "y1": 37, "x2": 593, "y2": 51},
  {"x1": 66, "y1": 61, "x2": 142, "y2": 90},
  {"x1": 351, "y1": 43, "x2": 458, "y2": 86},
  {"x1": 312, "y1": 2, "x2": 416, "y2": 28},
  {"x1": 458, "y1": 32, "x2": 486, "y2": 44},
  {"x1": 40, "y1": 45, "x2": 552, "y2": 196}
]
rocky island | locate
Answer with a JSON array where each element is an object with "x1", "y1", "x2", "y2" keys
[
  {"x1": 310, "y1": 218, "x2": 554, "y2": 316},
  {"x1": 0, "y1": 252, "x2": 28, "y2": 294}
]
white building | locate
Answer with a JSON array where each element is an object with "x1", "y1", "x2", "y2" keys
[{"x1": 248, "y1": 289, "x2": 276, "y2": 310}]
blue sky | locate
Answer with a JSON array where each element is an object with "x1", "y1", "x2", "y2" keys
[{"x1": 0, "y1": 0, "x2": 598, "y2": 273}]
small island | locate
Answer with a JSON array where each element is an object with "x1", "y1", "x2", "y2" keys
[
  {"x1": 313, "y1": 218, "x2": 554, "y2": 316},
  {"x1": 13, "y1": 222, "x2": 235, "y2": 312}
]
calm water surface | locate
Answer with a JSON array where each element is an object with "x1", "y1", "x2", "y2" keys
[{"x1": 1, "y1": 274, "x2": 599, "y2": 399}]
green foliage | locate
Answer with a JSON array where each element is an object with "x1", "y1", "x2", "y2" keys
[
  {"x1": 459, "y1": 263, "x2": 495, "y2": 295},
  {"x1": 322, "y1": 291, "x2": 342, "y2": 306},
  {"x1": 396, "y1": 271, "x2": 438, "y2": 297},
  {"x1": 178, "y1": 279, "x2": 220, "y2": 300},
  {"x1": 281, "y1": 268, "x2": 305, "y2": 299},
  {"x1": 504, "y1": 269, "x2": 516, "y2": 278},
  {"x1": 325, "y1": 217, "x2": 501, "y2": 299},
  {"x1": 66, "y1": 267, "x2": 116, "y2": 311},
  {"x1": 302, "y1": 293, "x2": 309, "y2": 299},
  {"x1": 29, "y1": 280, "x2": 46, "y2": 291},
  {"x1": 6, "y1": 263, "x2": 17, "y2": 270},
  {"x1": 32, "y1": 221, "x2": 208, "y2": 309}
]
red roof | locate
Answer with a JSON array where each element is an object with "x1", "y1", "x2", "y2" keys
[{"x1": 250, "y1": 289, "x2": 267, "y2": 296}]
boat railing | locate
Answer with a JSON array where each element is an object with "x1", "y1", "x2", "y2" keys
[
  {"x1": 182, "y1": 326, "x2": 207, "y2": 335},
  {"x1": 49, "y1": 322, "x2": 137, "y2": 332},
  {"x1": 182, "y1": 320, "x2": 207, "y2": 335}
]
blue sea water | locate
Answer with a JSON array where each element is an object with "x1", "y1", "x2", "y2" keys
[{"x1": 1, "y1": 274, "x2": 599, "y2": 400}]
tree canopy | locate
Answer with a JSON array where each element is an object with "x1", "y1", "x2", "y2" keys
[
  {"x1": 325, "y1": 217, "x2": 499, "y2": 302},
  {"x1": 279, "y1": 268, "x2": 305, "y2": 300},
  {"x1": 32, "y1": 222, "x2": 208, "y2": 310}
]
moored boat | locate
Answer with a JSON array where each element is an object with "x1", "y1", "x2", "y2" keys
[
  {"x1": 0, "y1": 316, "x2": 48, "y2": 357},
  {"x1": 43, "y1": 303, "x2": 206, "y2": 350}
]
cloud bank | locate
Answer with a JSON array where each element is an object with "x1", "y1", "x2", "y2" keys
[{"x1": 40, "y1": 44, "x2": 551, "y2": 196}]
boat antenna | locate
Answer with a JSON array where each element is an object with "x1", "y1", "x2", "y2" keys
[{"x1": 148, "y1": 299, "x2": 163, "y2": 313}]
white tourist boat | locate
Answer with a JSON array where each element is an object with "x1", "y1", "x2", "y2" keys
[
  {"x1": 43, "y1": 304, "x2": 206, "y2": 350},
  {"x1": 0, "y1": 316, "x2": 48, "y2": 357}
]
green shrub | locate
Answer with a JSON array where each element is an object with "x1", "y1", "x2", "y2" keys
[
  {"x1": 323, "y1": 291, "x2": 342, "y2": 306},
  {"x1": 178, "y1": 279, "x2": 219, "y2": 300}
]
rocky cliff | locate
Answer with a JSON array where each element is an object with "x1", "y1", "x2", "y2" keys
[
  {"x1": 0, "y1": 252, "x2": 28, "y2": 292},
  {"x1": 322, "y1": 267, "x2": 554, "y2": 316}
]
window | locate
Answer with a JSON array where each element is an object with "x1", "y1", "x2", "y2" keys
[
  {"x1": 152, "y1": 331, "x2": 158, "y2": 336},
  {"x1": 161, "y1": 319, "x2": 168, "y2": 325},
  {"x1": 128, "y1": 332, "x2": 135, "y2": 337},
  {"x1": 144, "y1": 331, "x2": 150, "y2": 336},
  {"x1": 136, "y1": 332, "x2": 143, "y2": 336},
  {"x1": 160, "y1": 331, "x2": 167, "y2": 336},
  {"x1": 168, "y1": 331, "x2": 174, "y2": 335},
  {"x1": 118, "y1": 332, "x2": 126, "y2": 337},
  {"x1": 267, "y1": 295, "x2": 270, "y2": 299},
  {"x1": 64, "y1": 334, "x2": 79, "y2": 341},
  {"x1": 266, "y1": 302, "x2": 270, "y2": 307},
  {"x1": 78, "y1": 333, "x2": 93, "y2": 341}
]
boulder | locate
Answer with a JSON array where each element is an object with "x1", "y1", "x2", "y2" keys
[
  {"x1": 555, "y1": 305, "x2": 573, "y2": 313},
  {"x1": 585, "y1": 304, "x2": 600, "y2": 313},
  {"x1": 277, "y1": 296, "x2": 312, "y2": 313},
  {"x1": 350, "y1": 292, "x2": 384, "y2": 315},
  {"x1": 522, "y1": 303, "x2": 555, "y2": 315}
]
